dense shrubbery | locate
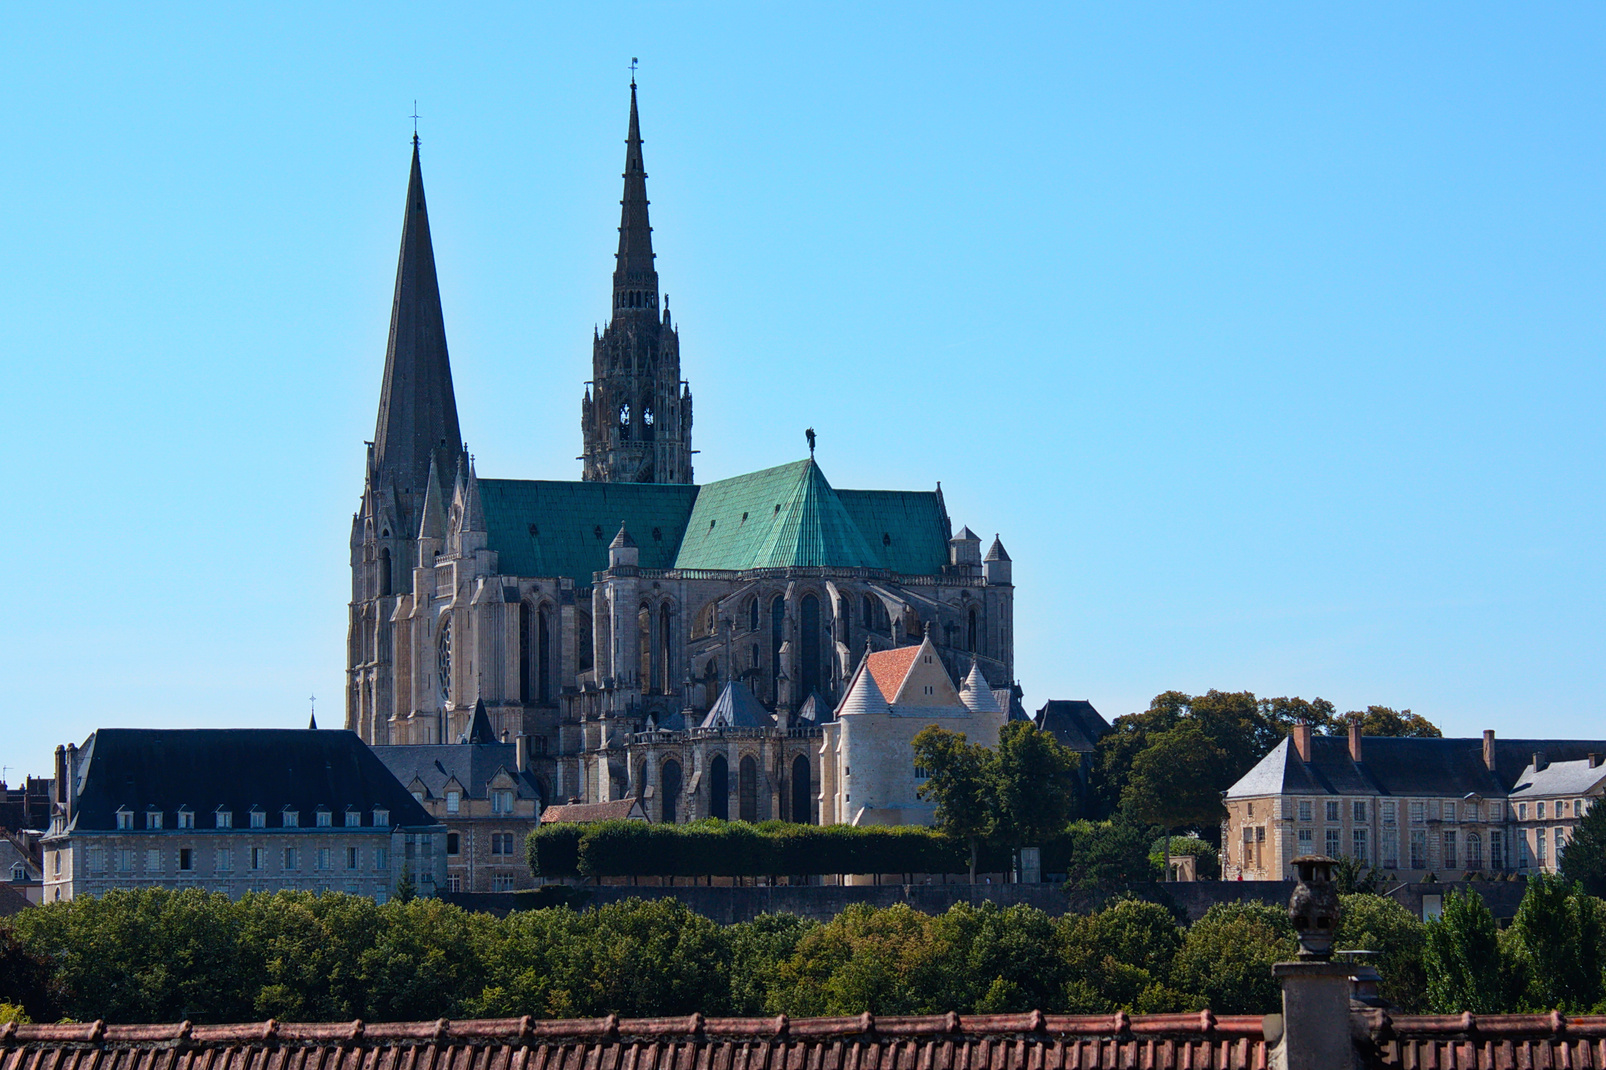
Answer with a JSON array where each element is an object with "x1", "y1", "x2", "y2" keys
[{"x1": 10, "y1": 883, "x2": 1606, "y2": 1024}]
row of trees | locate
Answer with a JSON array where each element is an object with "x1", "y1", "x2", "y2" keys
[{"x1": 4, "y1": 879, "x2": 1604, "y2": 1024}]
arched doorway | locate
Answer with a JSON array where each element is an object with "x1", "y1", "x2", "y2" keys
[
  {"x1": 791, "y1": 754, "x2": 812, "y2": 825},
  {"x1": 800, "y1": 594, "x2": 821, "y2": 699},
  {"x1": 738, "y1": 755, "x2": 758, "y2": 823},
  {"x1": 710, "y1": 754, "x2": 729, "y2": 821},
  {"x1": 661, "y1": 759, "x2": 682, "y2": 824}
]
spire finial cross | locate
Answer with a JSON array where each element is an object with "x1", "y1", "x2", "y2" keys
[
  {"x1": 806, "y1": 427, "x2": 817, "y2": 457},
  {"x1": 411, "y1": 101, "x2": 420, "y2": 146},
  {"x1": 630, "y1": 58, "x2": 638, "y2": 87}
]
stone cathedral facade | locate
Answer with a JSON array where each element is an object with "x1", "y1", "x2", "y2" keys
[{"x1": 347, "y1": 84, "x2": 1016, "y2": 823}]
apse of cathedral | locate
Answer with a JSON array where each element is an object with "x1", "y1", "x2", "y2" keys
[{"x1": 347, "y1": 82, "x2": 1015, "y2": 821}]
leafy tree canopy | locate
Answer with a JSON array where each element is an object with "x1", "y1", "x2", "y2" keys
[{"x1": 1560, "y1": 795, "x2": 1606, "y2": 898}]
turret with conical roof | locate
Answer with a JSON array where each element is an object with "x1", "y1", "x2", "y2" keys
[{"x1": 582, "y1": 77, "x2": 693, "y2": 485}]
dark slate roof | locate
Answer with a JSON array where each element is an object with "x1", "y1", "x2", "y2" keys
[
  {"x1": 65, "y1": 729, "x2": 435, "y2": 831},
  {"x1": 699, "y1": 681, "x2": 775, "y2": 729},
  {"x1": 1035, "y1": 700, "x2": 1110, "y2": 752},
  {"x1": 479, "y1": 463, "x2": 952, "y2": 585},
  {"x1": 1227, "y1": 734, "x2": 1606, "y2": 799},
  {"x1": 373, "y1": 743, "x2": 542, "y2": 804},
  {"x1": 0, "y1": 1012, "x2": 1270, "y2": 1070},
  {"x1": 479, "y1": 478, "x2": 697, "y2": 584}
]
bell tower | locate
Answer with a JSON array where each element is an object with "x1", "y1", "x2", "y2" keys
[{"x1": 581, "y1": 77, "x2": 693, "y2": 484}]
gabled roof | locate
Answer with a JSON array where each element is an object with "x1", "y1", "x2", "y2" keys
[
  {"x1": 63, "y1": 729, "x2": 435, "y2": 832},
  {"x1": 1509, "y1": 757, "x2": 1606, "y2": 799},
  {"x1": 539, "y1": 799, "x2": 647, "y2": 824},
  {"x1": 863, "y1": 645, "x2": 923, "y2": 703},
  {"x1": 700, "y1": 680, "x2": 775, "y2": 729},
  {"x1": 1035, "y1": 700, "x2": 1110, "y2": 753},
  {"x1": 835, "y1": 489, "x2": 950, "y2": 575},
  {"x1": 796, "y1": 692, "x2": 832, "y2": 724},
  {"x1": 1225, "y1": 734, "x2": 1606, "y2": 799},
  {"x1": 374, "y1": 742, "x2": 541, "y2": 804},
  {"x1": 675, "y1": 460, "x2": 883, "y2": 571},
  {"x1": 460, "y1": 699, "x2": 497, "y2": 744}
]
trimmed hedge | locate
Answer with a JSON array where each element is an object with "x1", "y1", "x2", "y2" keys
[{"x1": 528, "y1": 820, "x2": 974, "y2": 880}]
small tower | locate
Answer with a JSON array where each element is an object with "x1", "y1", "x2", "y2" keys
[{"x1": 581, "y1": 77, "x2": 693, "y2": 484}]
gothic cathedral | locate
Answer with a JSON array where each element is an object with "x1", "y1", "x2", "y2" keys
[{"x1": 347, "y1": 83, "x2": 1016, "y2": 820}]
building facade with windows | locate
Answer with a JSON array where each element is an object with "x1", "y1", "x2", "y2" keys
[
  {"x1": 41, "y1": 729, "x2": 445, "y2": 902},
  {"x1": 373, "y1": 703, "x2": 543, "y2": 892},
  {"x1": 1507, "y1": 754, "x2": 1606, "y2": 874},
  {"x1": 344, "y1": 83, "x2": 1016, "y2": 825},
  {"x1": 1224, "y1": 724, "x2": 1606, "y2": 881}
]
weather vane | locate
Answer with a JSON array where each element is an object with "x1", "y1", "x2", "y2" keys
[
  {"x1": 806, "y1": 427, "x2": 817, "y2": 457},
  {"x1": 411, "y1": 101, "x2": 420, "y2": 144},
  {"x1": 630, "y1": 58, "x2": 638, "y2": 86}
]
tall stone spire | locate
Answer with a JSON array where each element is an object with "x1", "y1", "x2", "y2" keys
[
  {"x1": 373, "y1": 137, "x2": 463, "y2": 505},
  {"x1": 582, "y1": 78, "x2": 693, "y2": 484}
]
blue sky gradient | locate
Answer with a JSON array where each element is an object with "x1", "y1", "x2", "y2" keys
[{"x1": 2, "y1": 5, "x2": 1602, "y2": 774}]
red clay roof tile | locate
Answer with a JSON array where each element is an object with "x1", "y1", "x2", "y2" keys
[{"x1": 864, "y1": 646, "x2": 921, "y2": 703}]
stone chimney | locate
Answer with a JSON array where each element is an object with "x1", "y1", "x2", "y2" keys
[
  {"x1": 1483, "y1": 730, "x2": 1496, "y2": 771},
  {"x1": 1590, "y1": 753, "x2": 1601, "y2": 770},
  {"x1": 515, "y1": 734, "x2": 529, "y2": 774},
  {"x1": 1533, "y1": 751, "x2": 1548, "y2": 773},
  {"x1": 1292, "y1": 723, "x2": 1313, "y2": 763},
  {"x1": 1348, "y1": 718, "x2": 1363, "y2": 763}
]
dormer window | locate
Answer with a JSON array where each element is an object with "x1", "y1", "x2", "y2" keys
[
  {"x1": 344, "y1": 809, "x2": 361, "y2": 828},
  {"x1": 250, "y1": 808, "x2": 266, "y2": 829},
  {"x1": 373, "y1": 808, "x2": 390, "y2": 827},
  {"x1": 492, "y1": 790, "x2": 514, "y2": 814},
  {"x1": 116, "y1": 808, "x2": 133, "y2": 830},
  {"x1": 215, "y1": 809, "x2": 233, "y2": 829},
  {"x1": 146, "y1": 810, "x2": 163, "y2": 830},
  {"x1": 446, "y1": 791, "x2": 461, "y2": 814},
  {"x1": 316, "y1": 809, "x2": 333, "y2": 827},
  {"x1": 177, "y1": 809, "x2": 195, "y2": 829},
  {"x1": 283, "y1": 809, "x2": 299, "y2": 828}
]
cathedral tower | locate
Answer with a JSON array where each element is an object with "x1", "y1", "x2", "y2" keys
[
  {"x1": 348, "y1": 136, "x2": 464, "y2": 740},
  {"x1": 581, "y1": 80, "x2": 693, "y2": 484}
]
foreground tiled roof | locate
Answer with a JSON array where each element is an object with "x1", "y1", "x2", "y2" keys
[
  {"x1": 539, "y1": 800, "x2": 646, "y2": 824},
  {"x1": 0, "y1": 1013, "x2": 1269, "y2": 1070},
  {"x1": 6, "y1": 1012, "x2": 1605, "y2": 1070}
]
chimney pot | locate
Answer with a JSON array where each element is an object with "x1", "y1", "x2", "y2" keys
[
  {"x1": 1483, "y1": 730, "x2": 1496, "y2": 772},
  {"x1": 1348, "y1": 718, "x2": 1363, "y2": 763},
  {"x1": 1293, "y1": 724, "x2": 1313, "y2": 763},
  {"x1": 1590, "y1": 754, "x2": 1601, "y2": 769}
]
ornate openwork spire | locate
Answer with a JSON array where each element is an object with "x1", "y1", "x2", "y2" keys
[{"x1": 612, "y1": 80, "x2": 658, "y2": 317}]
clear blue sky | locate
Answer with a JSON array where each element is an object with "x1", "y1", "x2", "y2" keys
[{"x1": 3, "y1": 5, "x2": 1603, "y2": 777}]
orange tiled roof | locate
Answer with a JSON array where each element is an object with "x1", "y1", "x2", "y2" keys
[
  {"x1": 539, "y1": 800, "x2": 644, "y2": 824},
  {"x1": 864, "y1": 645, "x2": 922, "y2": 702},
  {"x1": 0, "y1": 1013, "x2": 1269, "y2": 1070}
]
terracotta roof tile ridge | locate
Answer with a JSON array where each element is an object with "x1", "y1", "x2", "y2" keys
[{"x1": 1380, "y1": 1011, "x2": 1606, "y2": 1038}]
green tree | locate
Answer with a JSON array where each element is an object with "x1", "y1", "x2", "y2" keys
[
  {"x1": 1507, "y1": 873, "x2": 1604, "y2": 1011},
  {"x1": 0, "y1": 920, "x2": 53, "y2": 1021},
  {"x1": 1335, "y1": 894, "x2": 1426, "y2": 1011},
  {"x1": 726, "y1": 912, "x2": 815, "y2": 1014},
  {"x1": 1559, "y1": 795, "x2": 1606, "y2": 897},
  {"x1": 1064, "y1": 818, "x2": 1160, "y2": 888},
  {"x1": 1171, "y1": 902, "x2": 1296, "y2": 1015},
  {"x1": 913, "y1": 726, "x2": 994, "y2": 882},
  {"x1": 1149, "y1": 836, "x2": 1220, "y2": 880},
  {"x1": 992, "y1": 721, "x2": 1081, "y2": 849},
  {"x1": 1345, "y1": 706, "x2": 1441, "y2": 738},
  {"x1": 1120, "y1": 721, "x2": 1230, "y2": 831},
  {"x1": 1058, "y1": 898, "x2": 1187, "y2": 1011},
  {"x1": 1423, "y1": 889, "x2": 1503, "y2": 1013}
]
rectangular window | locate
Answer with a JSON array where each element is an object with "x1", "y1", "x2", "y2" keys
[
  {"x1": 1444, "y1": 831, "x2": 1457, "y2": 869},
  {"x1": 284, "y1": 847, "x2": 298, "y2": 871},
  {"x1": 1537, "y1": 828, "x2": 1547, "y2": 865},
  {"x1": 147, "y1": 811, "x2": 163, "y2": 830},
  {"x1": 1518, "y1": 803, "x2": 1528, "y2": 820},
  {"x1": 1353, "y1": 800, "x2": 1367, "y2": 822},
  {"x1": 1555, "y1": 827, "x2": 1568, "y2": 861},
  {"x1": 1326, "y1": 800, "x2": 1340, "y2": 822},
  {"x1": 496, "y1": 790, "x2": 515, "y2": 813},
  {"x1": 345, "y1": 811, "x2": 361, "y2": 828},
  {"x1": 251, "y1": 811, "x2": 266, "y2": 829},
  {"x1": 316, "y1": 811, "x2": 332, "y2": 828},
  {"x1": 1445, "y1": 801, "x2": 1457, "y2": 823},
  {"x1": 178, "y1": 811, "x2": 194, "y2": 829},
  {"x1": 216, "y1": 810, "x2": 233, "y2": 829},
  {"x1": 1326, "y1": 829, "x2": 1340, "y2": 857},
  {"x1": 446, "y1": 791, "x2": 461, "y2": 814},
  {"x1": 447, "y1": 832, "x2": 461, "y2": 856},
  {"x1": 317, "y1": 848, "x2": 331, "y2": 871},
  {"x1": 250, "y1": 847, "x2": 264, "y2": 870},
  {"x1": 347, "y1": 846, "x2": 359, "y2": 869},
  {"x1": 117, "y1": 810, "x2": 133, "y2": 829},
  {"x1": 283, "y1": 810, "x2": 299, "y2": 828},
  {"x1": 375, "y1": 889, "x2": 388, "y2": 905},
  {"x1": 1382, "y1": 830, "x2": 1399, "y2": 869},
  {"x1": 1410, "y1": 830, "x2": 1427, "y2": 870},
  {"x1": 344, "y1": 882, "x2": 360, "y2": 895},
  {"x1": 373, "y1": 809, "x2": 389, "y2": 827},
  {"x1": 87, "y1": 846, "x2": 105, "y2": 874},
  {"x1": 117, "y1": 848, "x2": 135, "y2": 872},
  {"x1": 1537, "y1": 801, "x2": 1546, "y2": 820},
  {"x1": 491, "y1": 873, "x2": 516, "y2": 892},
  {"x1": 1383, "y1": 801, "x2": 1397, "y2": 827},
  {"x1": 1298, "y1": 800, "x2": 1312, "y2": 822},
  {"x1": 1298, "y1": 828, "x2": 1313, "y2": 848},
  {"x1": 217, "y1": 848, "x2": 233, "y2": 871},
  {"x1": 179, "y1": 848, "x2": 194, "y2": 871},
  {"x1": 145, "y1": 848, "x2": 162, "y2": 872},
  {"x1": 447, "y1": 873, "x2": 463, "y2": 892},
  {"x1": 52, "y1": 850, "x2": 61, "y2": 875},
  {"x1": 1410, "y1": 801, "x2": 1425, "y2": 825},
  {"x1": 375, "y1": 847, "x2": 389, "y2": 870},
  {"x1": 1353, "y1": 829, "x2": 1368, "y2": 862}
]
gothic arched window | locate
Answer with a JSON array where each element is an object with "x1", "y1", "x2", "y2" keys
[
  {"x1": 791, "y1": 754, "x2": 813, "y2": 825},
  {"x1": 738, "y1": 755, "x2": 758, "y2": 823},
  {"x1": 968, "y1": 608, "x2": 978, "y2": 653},
  {"x1": 661, "y1": 759, "x2": 682, "y2": 824},
  {"x1": 618, "y1": 403, "x2": 631, "y2": 439},
  {"x1": 378, "y1": 548, "x2": 392, "y2": 597},
  {"x1": 437, "y1": 618, "x2": 452, "y2": 703},
  {"x1": 538, "y1": 606, "x2": 553, "y2": 704},
  {"x1": 641, "y1": 403, "x2": 656, "y2": 441},
  {"x1": 800, "y1": 594, "x2": 821, "y2": 700},
  {"x1": 748, "y1": 597, "x2": 759, "y2": 633},
  {"x1": 862, "y1": 594, "x2": 874, "y2": 630},
  {"x1": 710, "y1": 755, "x2": 729, "y2": 821}
]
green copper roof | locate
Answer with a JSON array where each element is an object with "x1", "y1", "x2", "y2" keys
[
  {"x1": 479, "y1": 479, "x2": 696, "y2": 585},
  {"x1": 673, "y1": 460, "x2": 885, "y2": 571},
  {"x1": 479, "y1": 460, "x2": 951, "y2": 583}
]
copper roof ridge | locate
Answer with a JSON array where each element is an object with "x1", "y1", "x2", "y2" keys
[{"x1": 2, "y1": 1011, "x2": 1275, "y2": 1047}]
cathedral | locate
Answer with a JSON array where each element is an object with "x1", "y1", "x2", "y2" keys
[{"x1": 346, "y1": 82, "x2": 1016, "y2": 821}]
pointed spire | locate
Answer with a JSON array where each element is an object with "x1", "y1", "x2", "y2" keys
[
  {"x1": 612, "y1": 79, "x2": 658, "y2": 313},
  {"x1": 609, "y1": 522, "x2": 637, "y2": 550},
  {"x1": 418, "y1": 455, "x2": 445, "y2": 541},
  {"x1": 308, "y1": 711, "x2": 318, "y2": 730},
  {"x1": 984, "y1": 535, "x2": 1010, "y2": 562},
  {"x1": 373, "y1": 139, "x2": 462, "y2": 502},
  {"x1": 463, "y1": 698, "x2": 496, "y2": 744},
  {"x1": 463, "y1": 458, "x2": 485, "y2": 532}
]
